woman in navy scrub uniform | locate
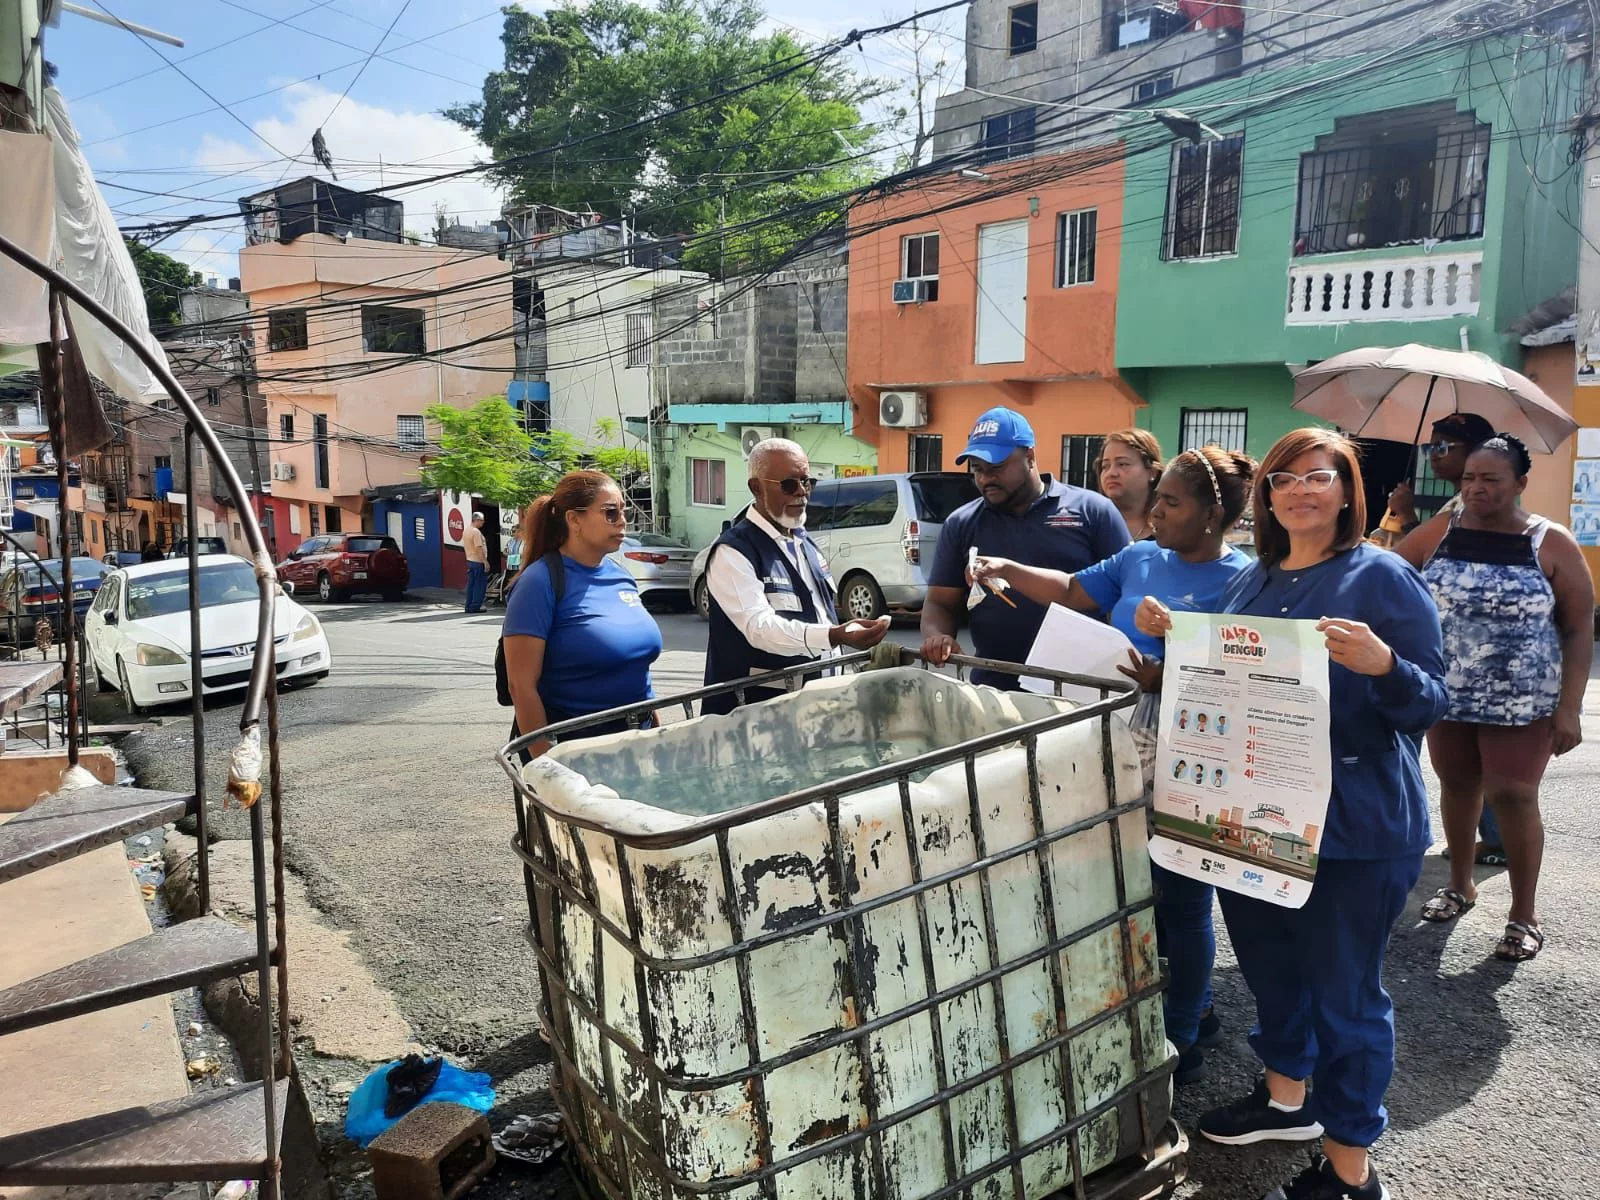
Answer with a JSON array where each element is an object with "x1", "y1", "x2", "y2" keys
[{"x1": 1139, "y1": 428, "x2": 1446, "y2": 1200}]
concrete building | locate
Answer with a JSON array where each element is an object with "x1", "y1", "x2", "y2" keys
[
  {"x1": 238, "y1": 178, "x2": 513, "y2": 556},
  {"x1": 654, "y1": 245, "x2": 874, "y2": 547}
]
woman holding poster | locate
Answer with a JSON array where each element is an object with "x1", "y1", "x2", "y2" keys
[
  {"x1": 972, "y1": 446, "x2": 1255, "y2": 1084},
  {"x1": 1138, "y1": 429, "x2": 1446, "y2": 1200}
]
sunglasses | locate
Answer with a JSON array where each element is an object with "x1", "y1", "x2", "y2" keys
[
  {"x1": 1265, "y1": 469, "x2": 1340, "y2": 493},
  {"x1": 761, "y1": 476, "x2": 819, "y2": 495},
  {"x1": 1421, "y1": 439, "x2": 1465, "y2": 455},
  {"x1": 576, "y1": 504, "x2": 627, "y2": 524}
]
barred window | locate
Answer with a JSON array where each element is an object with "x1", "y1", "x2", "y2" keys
[
  {"x1": 1056, "y1": 209, "x2": 1097, "y2": 287},
  {"x1": 981, "y1": 107, "x2": 1037, "y2": 165},
  {"x1": 626, "y1": 312, "x2": 653, "y2": 368},
  {"x1": 1163, "y1": 135, "x2": 1243, "y2": 261},
  {"x1": 1061, "y1": 435, "x2": 1105, "y2": 489},
  {"x1": 1179, "y1": 409, "x2": 1248, "y2": 453},
  {"x1": 396, "y1": 415, "x2": 425, "y2": 450}
]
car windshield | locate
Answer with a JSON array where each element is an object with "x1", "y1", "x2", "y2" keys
[
  {"x1": 126, "y1": 561, "x2": 260, "y2": 619},
  {"x1": 19, "y1": 558, "x2": 109, "y2": 588},
  {"x1": 344, "y1": 536, "x2": 395, "y2": 553},
  {"x1": 910, "y1": 475, "x2": 980, "y2": 522},
  {"x1": 633, "y1": 533, "x2": 686, "y2": 548}
]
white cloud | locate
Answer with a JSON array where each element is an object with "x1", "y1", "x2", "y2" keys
[{"x1": 189, "y1": 83, "x2": 505, "y2": 270}]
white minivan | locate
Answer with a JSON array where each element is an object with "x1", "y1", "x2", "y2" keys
[{"x1": 691, "y1": 472, "x2": 979, "y2": 621}]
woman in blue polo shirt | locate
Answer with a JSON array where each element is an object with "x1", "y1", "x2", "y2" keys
[
  {"x1": 971, "y1": 444, "x2": 1256, "y2": 1084},
  {"x1": 502, "y1": 470, "x2": 663, "y2": 759},
  {"x1": 1140, "y1": 428, "x2": 1446, "y2": 1200}
]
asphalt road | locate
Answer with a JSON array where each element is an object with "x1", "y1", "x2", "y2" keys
[{"x1": 118, "y1": 597, "x2": 1600, "y2": 1200}]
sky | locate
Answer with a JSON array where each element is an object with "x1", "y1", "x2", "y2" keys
[{"x1": 44, "y1": 0, "x2": 965, "y2": 280}]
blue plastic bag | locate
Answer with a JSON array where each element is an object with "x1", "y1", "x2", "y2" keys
[{"x1": 344, "y1": 1058, "x2": 496, "y2": 1147}]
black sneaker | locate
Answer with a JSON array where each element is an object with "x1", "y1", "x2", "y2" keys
[
  {"x1": 1266, "y1": 1154, "x2": 1389, "y2": 1200},
  {"x1": 1198, "y1": 1077, "x2": 1324, "y2": 1145},
  {"x1": 1197, "y1": 1006, "x2": 1224, "y2": 1048},
  {"x1": 1173, "y1": 1042, "x2": 1205, "y2": 1086}
]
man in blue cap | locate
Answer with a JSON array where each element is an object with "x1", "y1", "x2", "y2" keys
[{"x1": 921, "y1": 406, "x2": 1128, "y2": 688}]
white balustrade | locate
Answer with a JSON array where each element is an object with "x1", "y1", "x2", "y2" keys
[{"x1": 1285, "y1": 249, "x2": 1482, "y2": 325}]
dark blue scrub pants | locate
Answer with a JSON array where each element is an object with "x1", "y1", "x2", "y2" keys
[
  {"x1": 1217, "y1": 854, "x2": 1422, "y2": 1148},
  {"x1": 1152, "y1": 863, "x2": 1214, "y2": 1049}
]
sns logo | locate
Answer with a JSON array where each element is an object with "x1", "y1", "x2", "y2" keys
[
  {"x1": 971, "y1": 419, "x2": 1001, "y2": 438},
  {"x1": 1241, "y1": 869, "x2": 1265, "y2": 884},
  {"x1": 1200, "y1": 857, "x2": 1227, "y2": 875},
  {"x1": 1218, "y1": 623, "x2": 1268, "y2": 661}
]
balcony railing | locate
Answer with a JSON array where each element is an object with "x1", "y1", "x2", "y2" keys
[{"x1": 1285, "y1": 249, "x2": 1482, "y2": 326}]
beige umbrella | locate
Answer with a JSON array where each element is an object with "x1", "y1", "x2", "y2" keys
[{"x1": 1291, "y1": 343, "x2": 1576, "y2": 455}]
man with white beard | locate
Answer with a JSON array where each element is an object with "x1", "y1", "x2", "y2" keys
[{"x1": 701, "y1": 437, "x2": 890, "y2": 715}]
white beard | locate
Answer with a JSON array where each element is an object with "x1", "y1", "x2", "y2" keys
[{"x1": 773, "y1": 508, "x2": 807, "y2": 531}]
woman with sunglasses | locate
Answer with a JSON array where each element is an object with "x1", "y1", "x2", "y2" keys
[
  {"x1": 974, "y1": 446, "x2": 1254, "y2": 1084},
  {"x1": 1138, "y1": 429, "x2": 1446, "y2": 1200},
  {"x1": 501, "y1": 470, "x2": 663, "y2": 759}
]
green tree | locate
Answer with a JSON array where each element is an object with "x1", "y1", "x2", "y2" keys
[
  {"x1": 445, "y1": 0, "x2": 884, "y2": 274},
  {"x1": 123, "y1": 239, "x2": 200, "y2": 329},
  {"x1": 419, "y1": 398, "x2": 649, "y2": 511}
]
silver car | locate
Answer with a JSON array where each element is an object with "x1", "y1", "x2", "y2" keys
[
  {"x1": 689, "y1": 472, "x2": 980, "y2": 620},
  {"x1": 608, "y1": 533, "x2": 696, "y2": 608}
]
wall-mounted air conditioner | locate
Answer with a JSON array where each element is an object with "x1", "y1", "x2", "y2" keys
[
  {"x1": 739, "y1": 426, "x2": 777, "y2": 458},
  {"x1": 892, "y1": 279, "x2": 931, "y2": 304},
  {"x1": 270, "y1": 461, "x2": 296, "y2": 481},
  {"x1": 879, "y1": 391, "x2": 927, "y2": 429}
]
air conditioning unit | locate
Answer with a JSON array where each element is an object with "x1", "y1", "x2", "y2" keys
[
  {"x1": 739, "y1": 425, "x2": 776, "y2": 458},
  {"x1": 892, "y1": 279, "x2": 931, "y2": 304},
  {"x1": 879, "y1": 391, "x2": 928, "y2": 429},
  {"x1": 270, "y1": 461, "x2": 296, "y2": 481}
]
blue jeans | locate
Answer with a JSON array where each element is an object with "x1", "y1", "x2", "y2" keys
[
  {"x1": 1152, "y1": 863, "x2": 1215, "y2": 1050},
  {"x1": 465, "y1": 561, "x2": 487, "y2": 612},
  {"x1": 1478, "y1": 804, "x2": 1503, "y2": 846}
]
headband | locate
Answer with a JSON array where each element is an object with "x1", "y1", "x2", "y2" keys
[{"x1": 1186, "y1": 448, "x2": 1224, "y2": 510}]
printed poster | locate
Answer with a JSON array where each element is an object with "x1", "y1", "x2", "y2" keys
[
  {"x1": 1571, "y1": 503, "x2": 1600, "y2": 546},
  {"x1": 1149, "y1": 612, "x2": 1332, "y2": 909},
  {"x1": 1572, "y1": 459, "x2": 1600, "y2": 502}
]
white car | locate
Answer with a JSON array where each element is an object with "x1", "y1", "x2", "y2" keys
[{"x1": 84, "y1": 554, "x2": 331, "y2": 712}]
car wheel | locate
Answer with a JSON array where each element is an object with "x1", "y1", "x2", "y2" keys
[
  {"x1": 382, "y1": 589, "x2": 404, "y2": 603},
  {"x1": 116, "y1": 658, "x2": 142, "y2": 715},
  {"x1": 839, "y1": 572, "x2": 887, "y2": 621},
  {"x1": 694, "y1": 577, "x2": 710, "y2": 621},
  {"x1": 317, "y1": 572, "x2": 345, "y2": 603}
]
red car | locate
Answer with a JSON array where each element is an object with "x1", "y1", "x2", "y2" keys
[{"x1": 276, "y1": 534, "x2": 409, "y2": 603}]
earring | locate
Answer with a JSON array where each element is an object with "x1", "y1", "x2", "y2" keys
[
  {"x1": 1205, "y1": 527, "x2": 1213, "y2": 534},
  {"x1": 1341, "y1": 503, "x2": 1349, "y2": 509}
]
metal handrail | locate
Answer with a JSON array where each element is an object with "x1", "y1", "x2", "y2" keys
[
  {"x1": 0, "y1": 232, "x2": 287, "y2": 1199},
  {"x1": 0, "y1": 525, "x2": 91, "y2": 749}
]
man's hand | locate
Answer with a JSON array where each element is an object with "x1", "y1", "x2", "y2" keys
[
  {"x1": 830, "y1": 615, "x2": 892, "y2": 650},
  {"x1": 921, "y1": 631, "x2": 961, "y2": 665},
  {"x1": 1386, "y1": 482, "x2": 1418, "y2": 526}
]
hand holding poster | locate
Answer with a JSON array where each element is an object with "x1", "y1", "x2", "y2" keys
[{"x1": 1149, "y1": 612, "x2": 1331, "y2": 909}]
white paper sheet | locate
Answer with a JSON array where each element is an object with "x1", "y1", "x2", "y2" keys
[
  {"x1": 1579, "y1": 428, "x2": 1600, "y2": 457},
  {"x1": 1021, "y1": 603, "x2": 1136, "y2": 703}
]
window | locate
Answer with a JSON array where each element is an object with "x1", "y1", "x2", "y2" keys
[
  {"x1": 1056, "y1": 208, "x2": 1098, "y2": 287},
  {"x1": 1163, "y1": 134, "x2": 1243, "y2": 260},
  {"x1": 1061, "y1": 435, "x2": 1105, "y2": 490},
  {"x1": 1294, "y1": 104, "x2": 1490, "y2": 257},
  {"x1": 361, "y1": 306, "x2": 426, "y2": 355},
  {"x1": 909, "y1": 434, "x2": 943, "y2": 473},
  {"x1": 413, "y1": 517, "x2": 426, "y2": 541},
  {"x1": 308, "y1": 503, "x2": 320, "y2": 536},
  {"x1": 831, "y1": 479, "x2": 899, "y2": 530},
  {"x1": 153, "y1": 455, "x2": 172, "y2": 470},
  {"x1": 900, "y1": 233, "x2": 940, "y2": 302},
  {"x1": 280, "y1": 414, "x2": 294, "y2": 442},
  {"x1": 1179, "y1": 409, "x2": 1248, "y2": 453},
  {"x1": 981, "y1": 107, "x2": 1036, "y2": 164},
  {"x1": 689, "y1": 458, "x2": 725, "y2": 507},
  {"x1": 268, "y1": 309, "x2": 308, "y2": 352},
  {"x1": 625, "y1": 312, "x2": 653, "y2": 368},
  {"x1": 313, "y1": 414, "x2": 329, "y2": 489},
  {"x1": 396, "y1": 415, "x2": 425, "y2": 450},
  {"x1": 1134, "y1": 74, "x2": 1175, "y2": 103},
  {"x1": 204, "y1": 387, "x2": 221, "y2": 407},
  {"x1": 1009, "y1": 2, "x2": 1037, "y2": 54},
  {"x1": 325, "y1": 505, "x2": 342, "y2": 533}
]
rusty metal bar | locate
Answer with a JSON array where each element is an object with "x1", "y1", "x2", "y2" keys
[
  {"x1": 184, "y1": 425, "x2": 209, "y2": 912},
  {"x1": 44, "y1": 290, "x2": 79, "y2": 766}
]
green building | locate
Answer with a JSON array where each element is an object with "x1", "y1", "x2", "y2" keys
[{"x1": 1115, "y1": 36, "x2": 1583, "y2": 466}]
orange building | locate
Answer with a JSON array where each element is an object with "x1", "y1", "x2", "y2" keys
[{"x1": 847, "y1": 150, "x2": 1139, "y2": 479}]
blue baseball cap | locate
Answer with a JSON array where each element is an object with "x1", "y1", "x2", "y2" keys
[{"x1": 956, "y1": 407, "x2": 1035, "y2": 465}]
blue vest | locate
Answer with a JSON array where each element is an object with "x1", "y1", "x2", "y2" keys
[{"x1": 702, "y1": 518, "x2": 837, "y2": 715}]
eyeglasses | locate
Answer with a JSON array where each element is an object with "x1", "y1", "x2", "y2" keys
[
  {"x1": 1265, "y1": 469, "x2": 1340, "y2": 493},
  {"x1": 761, "y1": 476, "x2": 819, "y2": 495},
  {"x1": 576, "y1": 504, "x2": 626, "y2": 524},
  {"x1": 1421, "y1": 439, "x2": 1464, "y2": 455}
]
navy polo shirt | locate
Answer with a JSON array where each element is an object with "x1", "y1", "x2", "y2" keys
[{"x1": 929, "y1": 476, "x2": 1129, "y2": 686}]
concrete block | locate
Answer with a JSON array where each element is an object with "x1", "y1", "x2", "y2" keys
[{"x1": 369, "y1": 1102, "x2": 496, "y2": 1200}]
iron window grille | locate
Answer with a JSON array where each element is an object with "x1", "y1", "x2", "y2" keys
[
  {"x1": 205, "y1": 387, "x2": 221, "y2": 407},
  {"x1": 626, "y1": 312, "x2": 653, "y2": 368},
  {"x1": 1179, "y1": 408, "x2": 1247, "y2": 453},
  {"x1": 308, "y1": 503, "x2": 320, "y2": 536},
  {"x1": 1009, "y1": 2, "x2": 1038, "y2": 54},
  {"x1": 396, "y1": 415, "x2": 425, "y2": 450},
  {"x1": 1056, "y1": 209, "x2": 1098, "y2": 287},
  {"x1": 1061, "y1": 434, "x2": 1105, "y2": 490},
  {"x1": 279, "y1": 414, "x2": 294, "y2": 442},
  {"x1": 1162, "y1": 134, "x2": 1244, "y2": 261},
  {"x1": 361, "y1": 305, "x2": 426, "y2": 355},
  {"x1": 313, "y1": 414, "x2": 329, "y2": 489},
  {"x1": 1294, "y1": 104, "x2": 1490, "y2": 257},
  {"x1": 909, "y1": 433, "x2": 943, "y2": 473},
  {"x1": 981, "y1": 107, "x2": 1037, "y2": 165},
  {"x1": 901, "y1": 233, "x2": 941, "y2": 302},
  {"x1": 1134, "y1": 73, "x2": 1175, "y2": 103},
  {"x1": 267, "y1": 309, "x2": 308, "y2": 352}
]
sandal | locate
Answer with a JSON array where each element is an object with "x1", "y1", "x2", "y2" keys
[
  {"x1": 1476, "y1": 844, "x2": 1508, "y2": 866},
  {"x1": 1493, "y1": 921, "x2": 1545, "y2": 962},
  {"x1": 1420, "y1": 888, "x2": 1475, "y2": 922}
]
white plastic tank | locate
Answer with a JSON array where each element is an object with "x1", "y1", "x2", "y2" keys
[{"x1": 516, "y1": 666, "x2": 1177, "y2": 1200}]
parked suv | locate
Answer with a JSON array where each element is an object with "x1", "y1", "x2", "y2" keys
[
  {"x1": 690, "y1": 472, "x2": 979, "y2": 620},
  {"x1": 276, "y1": 534, "x2": 409, "y2": 602}
]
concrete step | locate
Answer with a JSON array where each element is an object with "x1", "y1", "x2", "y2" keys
[{"x1": 0, "y1": 785, "x2": 195, "y2": 884}]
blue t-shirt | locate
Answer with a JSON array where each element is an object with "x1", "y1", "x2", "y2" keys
[
  {"x1": 503, "y1": 555, "x2": 663, "y2": 716},
  {"x1": 1073, "y1": 541, "x2": 1251, "y2": 658},
  {"x1": 929, "y1": 476, "x2": 1129, "y2": 684}
]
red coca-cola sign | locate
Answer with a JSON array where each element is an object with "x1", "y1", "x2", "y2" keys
[{"x1": 447, "y1": 509, "x2": 465, "y2": 541}]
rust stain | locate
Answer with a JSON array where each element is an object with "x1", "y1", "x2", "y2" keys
[
  {"x1": 842, "y1": 996, "x2": 860, "y2": 1028},
  {"x1": 790, "y1": 1114, "x2": 852, "y2": 1151}
]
